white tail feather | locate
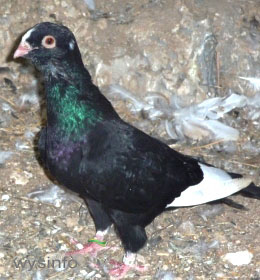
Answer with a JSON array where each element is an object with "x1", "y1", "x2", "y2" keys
[{"x1": 167, "y1": 163, "x2": 252, "y2": 207}]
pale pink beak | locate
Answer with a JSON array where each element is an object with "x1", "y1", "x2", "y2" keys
[{"x1": 13, "y1": 42, "x2": 33, "y2": 59}]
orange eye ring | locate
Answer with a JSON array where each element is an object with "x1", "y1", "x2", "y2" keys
[{"x1": 42, "y1": 35, "x2": 56, "y2": 49}]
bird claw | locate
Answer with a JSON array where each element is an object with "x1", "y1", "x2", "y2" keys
[
  {"x1": 109, "y1": 259, "x2": 147, "y2": 279},
  {"x1": 65, "y1": 238, "x2": 107, "y2": 257}
]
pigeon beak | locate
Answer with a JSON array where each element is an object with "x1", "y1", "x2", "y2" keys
[{"x1": 13, "y1": 42, "x2": 33, "y2": 59}]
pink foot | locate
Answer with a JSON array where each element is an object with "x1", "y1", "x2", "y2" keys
[
  {"x1": 65, "y1": 235, "x2": 108, "y2": 257},
  {"x1": 109, "y1": 259, "x2": 147, "y2": 279}
]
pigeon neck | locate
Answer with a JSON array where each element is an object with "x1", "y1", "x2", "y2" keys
[
  {"x1": 43, "y1": 58, "x2": 91, "y2": 92},
  {"x1": 45, "y1": 70, "x2": 103, "y2": 139}
]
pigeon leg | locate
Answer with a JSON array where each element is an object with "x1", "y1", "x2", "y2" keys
[
  {"x1": 66, "y1": 229, "x2": 109, "y2": 257},
  {"x1": 109, "y1": 252, "x2": 147, "y2": 279},
  {"x1": 107, "y1": 209, "x2": 148, "y2": 278},
  {"x1": 66, "y1": 198, "x2": 112, "y2": 257}
]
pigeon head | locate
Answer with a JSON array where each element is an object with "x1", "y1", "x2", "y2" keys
[{"x1": 14, "y1": 22, "x2": 83, "y2": 72}]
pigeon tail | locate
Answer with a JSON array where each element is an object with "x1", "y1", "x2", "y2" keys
[
  {"x1": 167, "y1": 163, "x2": 252, "y2": 207},
  {"x1": 238, "y1": 183, "x2": 260, "y2": 199}
]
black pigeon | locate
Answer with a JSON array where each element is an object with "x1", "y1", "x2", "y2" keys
[{"x1": 14, "y1": 22, "x2": 260, "y2": 277}]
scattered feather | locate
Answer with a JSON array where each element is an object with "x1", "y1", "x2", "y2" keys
[
  {"x1": 165, "y1": 119, "x2": 178, "y2": 139},
  {"x1": 0, "y1": 151, "x2": 13, "y2": 165},
  {"x1": 15, "y1": 140, "x2": 30, "y2": 150},
  {"x1": 1, "y1": 102, "x2": 12, "y2": 112},
  {"x1": 0, "y1": 206, "x2": 7, "y2": 211},
  {"x1": 172, "y1": 93, "x2": 246, "y2": 141},
  {"x1": 109, "y1": 84, "x2": 153, "y2": 113},
  {"x1": 32, "y1": 270, "x2": 47, "y2": 280},
  {"x1": 109, "y1": 85, "x2": 170, "y2": 121},
  {"x1": 170, "y1": 238, "x2": 219, "y2": 259},
  {"x1": 155, "y1": 270, "x2": 175, "y2": 280},
  {"x1": 208, "y1": 240, "x2": 220, "y2": 249},
  {"x1": 24, "y1": 129, "x2": 36, "y2": 139},
  {"x1": 109, "y1": 84, "x2": 260, "y2": 141},
  {"x1": 85, "y1": 270, "x2": 96, "y2": 279},
  {"x1": 19, "y1": 92, "x2": 40, "y2": 106},
  {"x1": 27, "y1": 185, "x2": 81, "y2": 207},
  {"x1": 83, "y1": 0, "x2": 95, "y2": 11},
  {"x1": 178, "y1": 221, "x2": 195, "y2": 235},
  {"x1": 1, "y1": 194, "x2": 10, "y2": 201},
  {"x1": 245, "y1": 93, "x2": 260, "y2": 120},
  {"x1": 239, "y1": 76, "x2": 260, "y2": 91},
  {"x1": 189, "y1": 239, "x2": 219, "y2": 259},
  {"x1": 198, "y1": 204, "x2": 223, "y2": 221},
  {"x1": 18, "y1": 80, "x2": 40, "y2": 107},
  {"x1": 247, "y1": 93, "x2": 260, "y2": 107}
]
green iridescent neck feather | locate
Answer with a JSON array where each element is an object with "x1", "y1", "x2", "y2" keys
[{"x1": 48, "y1": 83, "x2": 103, "y2": 137}]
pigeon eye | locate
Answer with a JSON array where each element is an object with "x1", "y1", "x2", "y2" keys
[{"x1": 42, "y1": 35, "x2": 56, "y2": 48}]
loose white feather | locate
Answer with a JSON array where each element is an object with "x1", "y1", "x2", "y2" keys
[
  {"x1": 109, "y1": 84, "x2": 259, "y2": 141},
  {"x1": 172, "y1": 93, "x2": 247, "y2": 141},
  {"x1": 239, "y1": 76, "x2": 260, "y2": 91},
  {"x1": 167, "y1": 163, "x2": 252, "y2": 207},
  {"x1": 109, "y1": 84, "x2": 148, "y2": 111},
  {"x1": 83, "y1": 0, "x2": 95, "y2": 10}
]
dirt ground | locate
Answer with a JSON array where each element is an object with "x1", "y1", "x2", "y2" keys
[{"x1": 0, "y1": 0, "x2": 260, "y2": 279}]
